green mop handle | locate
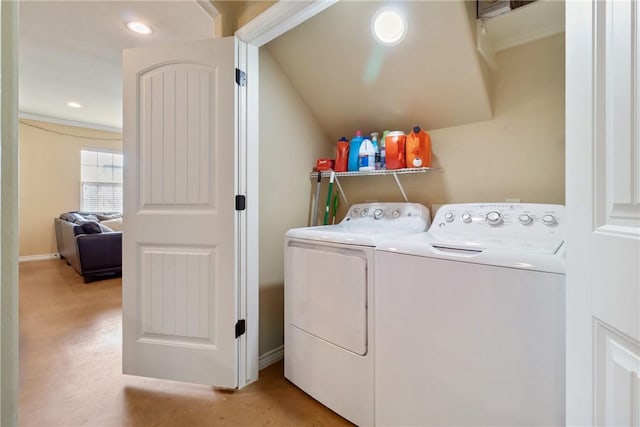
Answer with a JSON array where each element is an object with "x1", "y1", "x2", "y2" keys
[{"x1": 323, "y1": 171, "x2": 335, "y2": 225}]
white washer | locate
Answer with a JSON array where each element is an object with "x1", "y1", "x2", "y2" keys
[
  {"x1": 285, "y1": 202, "x2": 430, "y2": 426},
  {"x1": 375, "y1": 203, "x2": 565, "y2": 427}
]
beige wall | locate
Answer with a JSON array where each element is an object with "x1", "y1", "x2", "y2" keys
[
  {"x1": 212, "y1": 1, "x2": 276, "y2": 36},
  {"x1": 259, "y1": 48, "x2": 332, "y2": 355},
  {"x1": 18, "y1": 119, "x2": 122, "y2": 257},
  {"x1": 233, "y1": 1, "x2": 276, "y2": 29},
  {"x1": 258, "y1": 34, "x2": 564, "y2": 355},
  {"x1": 336, "y1": 34, "x2": 565, "y2": 215}
]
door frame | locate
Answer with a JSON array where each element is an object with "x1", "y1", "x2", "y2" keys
[
  {"x1": 565, "y1": 1, "x2": 594, "y2": 422},
  {"x1": 0, "y1": 1, "x2": 20, "y2": 425},
  {"x1": 234, "y1": 0, "x2": 336, "y2": 387}
]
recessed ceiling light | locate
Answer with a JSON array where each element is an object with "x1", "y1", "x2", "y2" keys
[
  {"x1": 372, "y1": 8, "x2": 407, "y2": 46},
  {"x1": 67, "y1": 101, "x2": 82, "y2": 108},
  {"x1": 126, "y1": 21, "x2": 152, "y2": 35}
]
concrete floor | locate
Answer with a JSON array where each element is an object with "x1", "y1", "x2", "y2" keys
[{"x1": 19, "y1": 259, "x2": 352, "y2": 426}]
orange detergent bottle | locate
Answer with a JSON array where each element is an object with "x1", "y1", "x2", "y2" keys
[
  {"x1": 384, "y1": 131, "x2": 406, "y2": 170},
  {"x1": 405, "y1": 126, "x2": 432, "y2": 168}
]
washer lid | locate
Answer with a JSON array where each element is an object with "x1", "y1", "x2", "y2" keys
[
  {"x1": 428, "y1": 231, "x2": 565, "y2": 255},
  {"x1": 376, "y1": 232, "x2": 566, "y2": 274}
]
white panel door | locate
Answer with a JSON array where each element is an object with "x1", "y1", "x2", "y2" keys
[
  {"x1": 122, "y1": 37, "x2": 238, "y2": 388},
  {"x1": 566, "y1": 1, "x2": 640, "y2": 424}
]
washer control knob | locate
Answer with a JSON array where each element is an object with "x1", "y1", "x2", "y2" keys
[
  {"x1": 444, "y1": 212, "x2": 454, "y2": 222},
  {"x1": 542, "y1": 214, "x2": 557, "y2": 226},
  {"x1": 374, "y1": 208, "x2": 384, "y2": 220},
  {"x1": 360, "y1": 208, "x2": 369, "y2": 217},
  {"x1": 519, "y1": 214, "x2": 533, "y2": 225},
  {"x1": 351, "y1": 209, "x2": 359, "y2": 217},
  {"x1": 462, "y1": 213, "x2": 472, "y2": 223},
  {"x1": 486, "y1": 211, "x2": 503, "y2": 225},
  {"x1": 392, "y1": 209, "x2": 401, "y2": 218}
]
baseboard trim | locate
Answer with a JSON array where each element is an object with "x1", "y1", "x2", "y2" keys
[
  {"x1": 258, "y1": 345, "x2": 284, "y2": 371},
  {"x1": 19, "y1": 253, "x2": 60, "y2": 263}
]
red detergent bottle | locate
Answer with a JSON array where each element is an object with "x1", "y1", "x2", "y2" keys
[{"x1": 334, "y1": 137, "x2": 349, "y2": 172}]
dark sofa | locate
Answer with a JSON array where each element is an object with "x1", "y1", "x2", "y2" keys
[{"x1": 54, "y1": 212, "x2": 123, "y2": 283}]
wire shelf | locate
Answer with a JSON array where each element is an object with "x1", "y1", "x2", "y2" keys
[
  {"x1": 309, "y1": 167, "x2": 442, "y2": 205},
  {"x1": 309, "y1": 167, "x2": 441, "y2": 179}
]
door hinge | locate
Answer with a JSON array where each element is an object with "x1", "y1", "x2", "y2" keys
[
  {"x1": 235, "y1": 195, "x2": 246, "y2": 211},
  {"x1": 235, "y1": 319, "x2": 246, "y2": 338},
  {"x1": 235, "y1": 68, "x2": 246, "y2": 87}
]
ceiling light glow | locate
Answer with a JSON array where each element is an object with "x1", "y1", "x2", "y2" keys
[
  {"x1": 67, "y1": 101, "x2": 82, "y2": 108},
  {"x1": 126, "y1": 21, "x2": 152, "y2": 35},
  {"x1": 372, "y1": 8, "x2": 407, "y2": 46}
]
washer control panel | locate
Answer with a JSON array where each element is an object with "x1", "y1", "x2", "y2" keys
[
  {"x1": 432, "y1": 203, "x2": 564, "y2": 239},
  {"x1": 344, "y1": 202, "x2": 431, "y2": 230}
]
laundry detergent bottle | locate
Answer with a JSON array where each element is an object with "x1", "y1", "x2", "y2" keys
[
  {"x1": 334, "y1": 137, "x2": 349, "y2": 172},
  {"x1": 385, "y1": 131, "x2": 406, "y2": 170},
  {"x1": 358, "y1": 137, "x2": 375, "y2": 171},
  {"x1": 406, "y1": 126, "x2": 432, "y2": 168},
  {"x1": 380, "y1": 130, "x2": 389, "y2": 169},
  {"x1": 371, "y1": 132, "x2": 381, "y2": 170},
  {"x1": 348, "y1": 130, "x2": 364, "y2": 172}
]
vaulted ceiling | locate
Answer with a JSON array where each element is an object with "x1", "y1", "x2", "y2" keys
[{"x1": 265, "y1": 1, "x2": 493, "y2": 138}]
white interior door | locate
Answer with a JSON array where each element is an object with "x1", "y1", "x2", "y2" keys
[
  {"x1": 566, "y1": 1, "x2": 640, "y2": 424},
  {"x1": 122, "y1": 37, "x2": 239, "y2": 388}
]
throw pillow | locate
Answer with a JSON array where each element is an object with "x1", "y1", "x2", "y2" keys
[
  {"x1": 77, "y1": 220, "x2": 102, "y2": 234},
  {"x1": 96, "y1": 213, "x2": 122, "y2": 221},
  {"x1": 100, "y1": 218, "x2": 123, "y2": 232},
  {"x1": 60, "y1": 212, "x2": 84, "y2": 223},
  {"x1": 99, "y1": 223, "x2": 114, "y2": 233}
]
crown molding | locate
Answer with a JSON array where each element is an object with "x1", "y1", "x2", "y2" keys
[{"x1": 19, "y1": 112, "x2": 122, "y2": 133}]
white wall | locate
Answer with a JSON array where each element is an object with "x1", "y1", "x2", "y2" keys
[{"x1": 258, "y1": 48, "x2": 332, "y2": 355}]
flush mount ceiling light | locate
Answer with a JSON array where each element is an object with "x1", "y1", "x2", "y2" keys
[
  {"x1": 372, "y1": 8, "x2": 407, "y2": 46},
  {"x1": 126, "y1": 21, "x2": 152, "y2": 35},
  {"x1": 66, "y1": 101, "x2": 82, "y2": 108}
]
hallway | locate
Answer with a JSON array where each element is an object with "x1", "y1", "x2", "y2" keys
[{"x1": 19, "y1": 259, "x2": 351, "y2": 426}]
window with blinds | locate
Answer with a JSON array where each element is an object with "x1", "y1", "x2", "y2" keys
[{"x1": 80, "y1": 150, "x2": 123, "y2": 212}]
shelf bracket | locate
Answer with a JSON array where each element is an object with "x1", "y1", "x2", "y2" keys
[
  {"x1": 392, "y1": 173, "x2": 409, "y2": 202},
  {"x1": 333, "y1": 176, "x2": 349, "y2": 207},
  {"x1": 310, "y1": 167, "x2": 440, "y2": 207}
]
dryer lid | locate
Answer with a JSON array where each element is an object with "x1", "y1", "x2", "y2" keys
[
  {"x1": 286, "y1": 224, "x2": 421, "y2": 247},
  {"x1": 285, "y1": 202, "x2": 431, "y2": 246}
]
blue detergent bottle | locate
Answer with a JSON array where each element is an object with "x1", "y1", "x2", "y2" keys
[{"x1": 348, "y1": 130, "x2": 364, "y2": 172}]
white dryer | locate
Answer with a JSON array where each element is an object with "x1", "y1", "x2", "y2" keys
[
  {"x1": 375, "y1": 203, "x2": 565, "y2": 426},
  {"x1": 285, "y1": 202, "x2": 430, "y2": 426}
]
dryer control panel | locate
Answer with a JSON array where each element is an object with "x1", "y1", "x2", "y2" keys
[{"x1": 343, "y1": 202, "x2": 431, "y2": 231}]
